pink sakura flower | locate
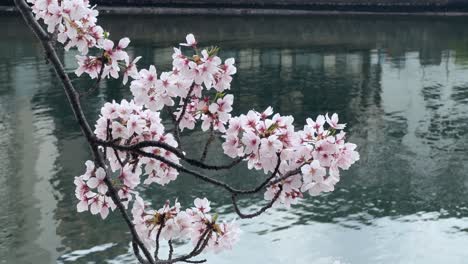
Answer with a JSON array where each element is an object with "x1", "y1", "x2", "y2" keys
[
  {"x1": 119, "y1": 164, "x2": 141, "y2": 189},
  {"x1": 240, "y1": 111, "x2": 260, "y2": 132},
  {"x1": 301, "y1": 160, "x2": 326, "y2": 182},
  {"x1": 306, "y1": 115, "x2": 326, "y2": 135},
  {"x1": 87, "y1": 167, "x2": 108, "y2": 194},
  {"x1": 114, "y1": 37, "x2": 130, "y2": 60},
  {"x1": 179, "y1": 33, "x2": 197, "y2": 47},
  {"x1": 111, "y1": 121, "x2": 128, "y2": 139},
  {"x1": 313, "y1": 140, "x2": 337, "y2": 167},
  {"x1": 325, "y1": 113, "x2": 346, "y2": 130},
  {"x1": 89, "y1": 195, "x2": 116, "y2": 219},
  {"x1": 122, "y1": 56, "x2": 141, "y2": 85},
  {"x1": 194, "y1": 197, "x2": 211, "y2": 213},
  {"x1": 301, "y1": 176, "x2": 335, "y2": 196},
  {"x1": 43, "y1": 2, "x2": 62, "y2": 33},
  {"x1": 222, "y1": 134, "x2": 244, "y2": 158},
  {"x1": 117, "y1": 186, "x2": 133, "y2": 208},
  {"x1": 82, "y1": 160, "x2": 95, "y2": 180},
  {"x1": 75, "y1": 55, "x2": 102, "y2": 79},
  {"x1": 127, "y1": 115, "x2": 146, "y2": 136},
  {"x1": 100, "y1": 101, "x2": 120, "y2": 119},
  {"x1": 74, "y1": 176, "x2": 90, "y2": 202},
  {"x1": 208, "y1": 94, "x2": 233, "y2": 119},
  {"x1": 241, "y1": 131, "x2": 261, "y2": 154},
  {"x1": 76, "y1": 195, "x2": 90, "y2": 213},
  {"x1": 214, "y1": 58, "x2": 236, "y2": 92},
  {"x1": 140, "y1": 65, "x2": 158, "y2": 86},
  {"x1": 335, "y1": 143, "x2": 360, "y2": 170},
  {"x1": 260, "y1": 106, "x2": 274, "y2": 120},
  {"x1": 259, "y1": 135, "x2": 283, "y2": 157},
  {"x1": 209, "y1": 221, "x2": 241, "y2": 253},
  {"x1": 226, "y1": 116, "x2": 242, "y2": 135}
]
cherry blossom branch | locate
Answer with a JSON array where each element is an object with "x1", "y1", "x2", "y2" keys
[
  {"x1": 153, "y1": 226, "x2": 212, "y2": 264},
  {"x1": 165, "y1": 107, "x2": 178, "y2": 125},
  {"x1": 182, "y1": 260, "x2": 206, "y2": 264},
  {"x1": 266, "y1": 167, "x2": 303, "y2": 187},
  {"x1": 174, "y1": 84, "x2": 196, "y2": 145},
  {"x1": 199, "y1": 124, "x2": 214, "y2": 162},
  {"x1": 132, "y1": 149, "x2": 246, "y2": 194},
  {"x1": 231, "y1": 185, "x2": 283, "y2": 219},
  {"x1": 13, "y1": 1, "x2": 155, "y2": 263},
  {"x1": 80, "y1": 54, "x2": 105, "y2": 96},
  {"x1": 121, "y1": 146, "x2": 298, "y2": 200},
  {"x1": 239, "y1": 153, "x2": 282, "y2": 195},
  {"x1": 168, "y1": 240, "x2": 174, "y2": 260},
  {"x1": 94, "y1": 138, "x2": 245, "y2": 171},
  {"x1": 133, "y1": 240, "x2": 150, "y2": 264},
  {"x1": 155, "y1": 220, "x2": 165, "y2": 260}
]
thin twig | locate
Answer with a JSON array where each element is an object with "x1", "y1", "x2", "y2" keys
[
  {"x1": 154, "y1": 227, "x2": 212, "y2": 264},
  {"x1": 155, "y1": 221, "x2": 165, "y2": 260},
  {"x1": 80, "y1": 55, "x2": 105, "y2": 97},
  {"x1": 133, "y1": 240, "x2": 150, "y2": 264},
  {"x1": 168, "y1": 240, "x2": 174, "y2": 260},
  {"x1": 173, "y1": 84, "x2": 195, "y2": 146},
  {"x1": 95, "y1": 138, "x2": 245, "y2": 171},
  {"x1": 199, "y1": 124, "x2": 214, "y2": 162},
  {"x1": 231, "y1": 185, "x2": 283, "y2": 219},
  {"x1": 181, "y1": 260, "x2": 207, "y2": 264}
]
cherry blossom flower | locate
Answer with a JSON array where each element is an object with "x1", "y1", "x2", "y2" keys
[
  {"x1": 122, "y1": 56, "x2": 141, "y2": 85},
  {"x1": 180, "y1": 33, "x2": 197, "y2": 47},
  {"x1": 87, "y1": 167, "x2": 108, "y2": 194},
  {"x1": 325, "y1": 113, "x2": 346, "y2": 130},
  {"x1": 194, "y1": 198, "x2": 211, "y2": 213}
]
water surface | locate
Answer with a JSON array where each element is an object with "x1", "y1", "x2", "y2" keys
[{"x1": 1, "y1": 14, "x2": 468, "y2": 264}]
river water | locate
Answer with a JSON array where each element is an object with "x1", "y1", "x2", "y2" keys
[{"x1": 1, "y1": 14, "x2": 468, "y2": 264}]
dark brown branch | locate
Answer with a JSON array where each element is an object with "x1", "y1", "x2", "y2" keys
[
  {"x1": 199, "y1": 124, "x2": 214, "y2": 162},
  {"x1": 130, "y1": 148, "x2": 299, "y2": 199},
  {"x1": 13, "y1": 1, "x2": 155, "y2": 263},
  {"x1": 182, "y1": 260, "x2": 207, "y2": 264},
  {"x1": 154, "y1": 227, "x2": 212, "y2": 264},
  {"x1": 168, "y1": 240, "x2": 174, "y2": 260},
  {"x1": 95, "y1": 138, "x2": 245, "y2": 171},
  {"x1": 239, "y1": 153, "x2": 281, "y2": 195},
  {"x1": 133, "y1": 240, "x2": 150, "y2": 264},
  {"x1": 155, "y1": 221, "x2": 165, "y2": 260},
  {"x1": 231, "y1": 185, "x2": 283, "y2": 219},
  {"x1": 173, "y1": 84, "x2": 195, "y2": 145},
  {"x1": 266, "y1": 167, "x2": 302, "y2": 187},
  {"x1": 175, "y1": 85, "x2": 196, "y2": 125},
  {"x1": 80, "y1": 54, "x2": 105, "y2": 97},
  {"x1": 165, "y1": 106, "x2": 178, "y2": 124},
  {"x1": 132, "y1": 149, "x2": 249, "y2": 194}
]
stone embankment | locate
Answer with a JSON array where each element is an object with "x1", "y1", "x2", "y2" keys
[{"x1": 2, "y1": 0, "x2": 468, "y2": 15}]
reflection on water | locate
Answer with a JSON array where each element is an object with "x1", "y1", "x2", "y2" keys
[{"x1": 2, "y1": 14, "x2": 468, "y2": 264}]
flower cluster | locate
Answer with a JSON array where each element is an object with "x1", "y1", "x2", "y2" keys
[
  {"x1": 28, "y1": 0, "x2": 139, "y2": 81},
  {"x1": 223, "y1": 110, "x2": 359, "y2": 207},
  {"x1": 130, "y1": 34, "x2": 237, "y2": 132},
  {"x1": 94, "y1": 99, "x2": 180, "y2": 188},
  {"x1": 74, "y1": 161, "x2": 117, "y2": 219},
  {"x1": 132, "y1": 196, "x2": 240, "y2": 253},
  {"x1": 298, "y1": 114, "x2": 360, "y2": 191}
]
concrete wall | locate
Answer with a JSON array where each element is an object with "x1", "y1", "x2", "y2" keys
[
  {"x1": 91, "y1": 0, "x2": 468, "y2": 12},
  {"x1": 3, "y1": 0, "x2": 468, "y2": 12}
]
